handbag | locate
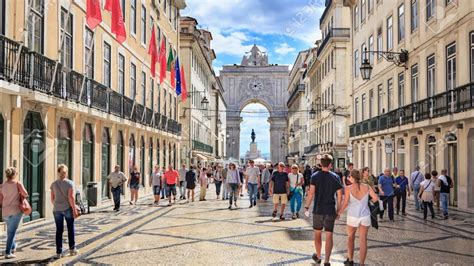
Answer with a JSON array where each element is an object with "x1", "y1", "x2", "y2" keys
[
  {"x1": 288, "y1": 174, "x2": 300, "y2": 201},
  {"x1": 17, "y1": 182, "x2": 32, "y2": 215}
]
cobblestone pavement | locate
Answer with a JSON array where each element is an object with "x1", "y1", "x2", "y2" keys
[{"x1": 1, "y1": 186, "x2": 473, "y2": 265}]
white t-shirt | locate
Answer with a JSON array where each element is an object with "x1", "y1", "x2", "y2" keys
[
  {"x1": 245, "y1": 167, "x2": 261, "y2": 184},
  {"x1": 420, "y1": 179, "x2": 435, "y2": 192},
  {"x1": 288, "y1": 173, "x2": 303, "y2": 188}
]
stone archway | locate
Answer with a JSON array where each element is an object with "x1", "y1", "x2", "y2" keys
[{"x1": 220, "y1": 45, "x2": 289, "y2": 162}]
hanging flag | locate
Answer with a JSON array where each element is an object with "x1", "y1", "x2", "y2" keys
[
  {"x1": 159, "y1": 39, "x2": 167, "y2": 84},
  {"x1": 175, "y1": 57, "x2": 181, "y2": 96},
  {"x1": 170, "y1": 63, "x2": 175, "y2": 88},
  {"x1": 86, "y1": 0, "x2": 102, "y2": 29},
  {"x1": 180, "y1": 65, "x2": 187, "y2": 102},
  {"x1": 105, "y1": 0, "x2": 126, "y2": 43},
  {"x1": 148, "y1": 27, "x2": 158, "y2": 77},
  {"x1": 166, "y1": 48, "x2": 174, "y2": 71}
]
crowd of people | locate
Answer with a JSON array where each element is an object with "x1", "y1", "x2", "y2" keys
[{"x1": 0, "y1": 155, "x2": 454, "y2": 264}]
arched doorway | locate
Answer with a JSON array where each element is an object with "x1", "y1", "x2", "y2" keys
[
  {"x1": 361, "y1": 143, "x2": 366, "y2": 168},
  {"x1": 168, "y1": 142, "x2": 172, "y2": 168},
  {"x1": 149, "y1": 138, "x2": 153, "y2": 178},
  {"x1": 140, "y1": 137, "x2": 145, "y2": 187},
  {"x1": 117, "y1": 131, "x2": 124, "y2": 169},
  {"x1": 368, "y1": 142, "x2": 373, "y2": 171},
  {"x1": 410, "y1": 137, "x2": 419, "y2": 170},
  {"x1": 426, "y1": 135, "x2": 437, "y2": 172},
  {"x1": 23, "y1": 111, "x2": 45, "y2": 222},
  {"x1": 444, "y1": 132, "x2": 458, "y2": 206},
  {"x1": 353, "y1": 144, "x2": 359, "y2": 168},
  {"x1": 129, "y1": 134, "x2": 136, "y2": 171},
  {"x1": 397, "y1": 138, "x2": 405, "y2": 171},
  {"x1": 173, "y1": 143, "x2": 177, "y2": 168},
  {"x1": 468, "y1": 129, "x2": 474, "y2": 207},
  {"x1": 376, "y1": 141, "x2": 382, "y2": 175},
  {"x1": 82, "y1": 123, "x2": 94, "y2": 199},
  {"x1": 101, "y1": 128, "x2": 110, "y2": 199},
  {"x1": 156, "y1": 138, "x2": 161, "y2": 167},
  {"x1": 239, "y1": 103, "x2": 270, "y2": 162},
  {"x1": 163, "y1": 140, "x2": 167, "y2": 167},
  {"x1": 57, "y1": 118, "x2": 72, "y2": 174}
]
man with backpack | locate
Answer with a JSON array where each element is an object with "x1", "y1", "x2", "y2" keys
[
  {"x1": 437, "y1": 169, "x2": 453, "y2": 219},
  {"x1": 410, "y1": 166, "x2": 424, "y2": 211}
]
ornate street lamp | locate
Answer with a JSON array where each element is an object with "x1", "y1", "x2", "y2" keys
[
  {"x1": 217, "y1": 118, "x2": 222, "y2": 127},
  {"x1": 290, "y1": 128, "x2": 295, "y2": 138},
  {"x1": 360, "y1": 48, "x2": 409, "y2": 80},
  {"x1": 309, "y1": 107, "x2": 316, "y2": 119},
  {"x1": 201, "y1": 96, "x2": 209, "y2": 109}
]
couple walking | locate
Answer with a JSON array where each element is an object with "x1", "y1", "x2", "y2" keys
[{"x1": 305, "y1": 154, "x2": 378, "y2": 266}]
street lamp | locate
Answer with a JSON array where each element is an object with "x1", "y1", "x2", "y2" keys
[
  {"x1": 290, "y1": 128, "x2": 295, "y2": 138},
  {"x1": 201, "y1": 96, "x2": 209, "y2": 109},
  {"x1": 360, "y1": 48, "x2": 409, "y2": 80},
  {"x1": 309, "y1": 107, "x2": 316, "y2": 119},
  {"x1": 217, "y1": 118, "x2": 222, "y2": 127}
]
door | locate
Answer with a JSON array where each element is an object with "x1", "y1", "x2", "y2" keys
[
  {"x1": 140, "y1": 137, "x2": 145, "y2": 187},
  {"x1": 22, "y1": 112, "x2": 44, "y2": 222},
  {"x1": 57, "y1": 118, "x2": 72, "y2": 174},
  {"x1": 82, "y1": 124, "x2": 94, "y2": 200},
  {"x1": 101, "y1": 128, "x2": 110, "y2": 199},
  {"x1": 447, "y1": 143, "x2": 458, "y2": 206}
]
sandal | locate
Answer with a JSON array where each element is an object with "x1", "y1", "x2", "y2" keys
[{"x1": 272, "y1": 210, "x2": 277, "y2": 218}]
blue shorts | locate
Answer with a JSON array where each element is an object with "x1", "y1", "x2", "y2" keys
[
  {"x1": 153, "y1": 185, "x2": 161, "y2": 195},
  {"x1": 166, "y1": 184, "x2": 177, "y2": 197},
  {"x1": 130, "y1": 183, "x2": 140, "y2": 190}
]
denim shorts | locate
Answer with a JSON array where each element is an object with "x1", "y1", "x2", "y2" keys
[
  {"x1": 130, "y1": 183, "x2": 140, "y2": 190},
  {"x1": 153, "y1": 185, "x2": 161, "y2": 195},
  {"x1": 166, "y1": 184, "x2": 177, "y2": 196}
]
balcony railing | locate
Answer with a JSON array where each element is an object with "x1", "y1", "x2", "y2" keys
[
  {"x1": 0, "y1": 35, "x2": 181, "y2": 136},
  {"x1": 319, "y1": 0, "x2": 333, "y2": 25},
  {"x1": 192, "y1": 139, "x2": 213, "y2": 154},
  {"x1": 317, "y1": 28, "x2": 350, "y2": 56},
  {"x1": 349, "y1": 83, "x2": 474, "y2": 137}
]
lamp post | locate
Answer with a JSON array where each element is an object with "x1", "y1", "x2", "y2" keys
[
  {"x1": 309, "y1": 107, "x2": 316, "y2": 119},
  {"x1": 360, "y1": 48, "x2": 409, "y2": 80}
]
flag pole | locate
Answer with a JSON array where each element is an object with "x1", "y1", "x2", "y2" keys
[
  {"x1": 10, "y1": 0, "x2": 33, "y2": 81},
  {"x1": 49, "y1": 0, "x2": 73, "y2": 94}
]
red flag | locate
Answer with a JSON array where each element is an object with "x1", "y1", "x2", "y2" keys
[
  {"x1": 148, "y1": 27, "x2": 158, "y2": 77},
  {"x1": 180, "y1": 65, "x2": 187, "y2": 102},
  {"x1": 106, "y1": 0, "x2": 126, "y2": 43},
  {"x1": 86, "y1": 0, "x2": 102, "y2": 29},
  {"x1": 159, "y1": 39, "x2": 167, "y2": 84},
  {"x1": 170, "y1": 63, "x2": 175, "y2": 88}
]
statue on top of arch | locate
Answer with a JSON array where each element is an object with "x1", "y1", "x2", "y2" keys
[{"x1": 241, "y1": 44, "x2": 268, "y2": 66}]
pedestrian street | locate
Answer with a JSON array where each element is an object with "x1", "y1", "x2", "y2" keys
[{"x1": 1, "y1": 186, "x2": 472, "y2": 265}]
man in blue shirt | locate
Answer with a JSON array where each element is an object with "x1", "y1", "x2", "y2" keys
[
  {"x1": 378, "y1": 168, "x2": 395, "y2": 221},
  {"x1": 395, "y1": 170, "x2": 410, "y2": 216}
]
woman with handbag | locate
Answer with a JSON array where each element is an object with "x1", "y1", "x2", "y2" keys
[
  {"x1": 338, "y1": 169, "x2": 379, "y2": 266},
  {"x1": 1, "y1": 167, "x2": 29, "y2": 259},
  {"x1": 418, "y1": 173, "x2": 435, "y2": 220},
  {"x1": 288, "y1": 164, "x2": 304, "y2": 219},
  {"x1": 51, "y1": 164, "x2": 79, "y2": 259}
]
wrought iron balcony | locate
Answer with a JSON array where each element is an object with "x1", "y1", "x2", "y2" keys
[
  {"x1": 349, "y1": 83, "x2": 474, "y2": 138},
  {"x1": 192, "y1": 139, "x2": 213, "y2": 154},
  {"x1": 0, "y1": 35, "x2": 182, "y2": 136},
  {"x1": 317, "y1": 28, "x2": 350, "y2": 56}
]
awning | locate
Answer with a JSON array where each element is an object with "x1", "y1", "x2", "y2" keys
[{"x1": 194, "y1": 154, "x2": 207, "y2": 161}]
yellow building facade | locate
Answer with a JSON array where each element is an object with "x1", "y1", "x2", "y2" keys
[
  {"x1": 348, "y1": 0, "x2": 473, "y2": 208},
  {"x1": 0, "y1": 0, "x2": 186, "y2": 221}
]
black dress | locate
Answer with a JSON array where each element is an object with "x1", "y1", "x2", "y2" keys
[{"x1": 186, "y1": 170, "x2": 196, "y2": 189}]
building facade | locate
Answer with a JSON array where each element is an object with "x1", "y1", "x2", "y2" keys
[
  {"x1": 348, "y1": 0, "x2": 474, "y2": 208},
  {"x1": 220, "y1": 46, "x2": 290, "y2": 163},
  {"x1": 179, "y1": 16, "x2": 225, "y2": 166},
  {"x1": 0, "y1": 0, "x2": 185, "y2": 221},
  {"x1": 287, "y1": 50, "x2": 310, "y2": 164}
]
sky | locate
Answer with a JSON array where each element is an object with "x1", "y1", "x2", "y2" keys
[
  {"x1": 182, "y1": 0, "x2": 325, "y2": 155},
  {"x1": 239, "y1": 103, "x2": 270, "y2": 158}
]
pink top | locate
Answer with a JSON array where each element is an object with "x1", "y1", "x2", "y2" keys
[
  {"x1": 199, "y1": 172, "x2": 208, "y2": 186},
  {"x1": 1, "y1": 181, "x2": 28, "y2": 217}
]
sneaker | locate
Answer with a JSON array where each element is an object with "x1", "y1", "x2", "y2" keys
[
  {"x1": 312, "y1": 253, "x2": 321, "y2": 264},
  {"x1": 5, "y1": 254, "x2": 16, "y2": 259},
  {"x1": 279, "y1": 215, "x2": 285, "y2": 221},
  {"x1": 249, "y1": 204, "x2": 253, "y2": 208},
  {"x1": 54, "y1": 253, "x2": 63, "y2": 259},
  {"x1": 228, "y1": 205, "x2": 232, "y2": 210},
  {"x1": 129, "y1": 201, "x2": 133, "y2": 205},
  {"x1": 402, "y1": 212, "x2": 407, "y2": 216},
  {"x1": 296, "y1": 213, "x2": 300, "y2": 218},
  {"x1": 70, "y1": 248, "x2": 79, "y2": 256},
  {"x1": 324, "y1": 263, "x2": 331, "y2": 266},
  {"x1": 234, "y1": 202, "x2": 238, "y2": 208},
  {"x1": 272, "y1": 210, "x2": 277, "y2": 218},
  {"x1": 292, "y1": 214, "x2": 297, "y2": 220},
  {"x1": 253, "y1": 201, "x2": 257, "y2": 206}
]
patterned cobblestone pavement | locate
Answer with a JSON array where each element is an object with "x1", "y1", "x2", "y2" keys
[{"x1": 1, "y1": 186, "x2": 473, "y2": 265}]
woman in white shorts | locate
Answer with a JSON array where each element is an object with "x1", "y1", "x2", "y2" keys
[{"x1": 338, "y1": 169, "x2": 379, "y2": 265}]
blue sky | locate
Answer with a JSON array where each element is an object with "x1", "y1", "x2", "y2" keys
[
  {"x1": 183, "y1": 0, "x2": 325, "y2": 155},
  {"x1": 239, "y1": 104, "x2": 270, "y2": 158}
]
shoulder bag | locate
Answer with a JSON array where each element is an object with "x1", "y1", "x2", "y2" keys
[
  {"x1": 17, "y1": 182, "x2": 32, "y2": 215},
  {"x1": 419, "y1": 180, "x2": 432, "y2": 199},
  {"x1": 288, "y1": 174, "x2": 299, "y2": 201}
]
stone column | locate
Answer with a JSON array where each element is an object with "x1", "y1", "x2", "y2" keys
[{"x1": 269, "y1": 116, "x2": 287, "y2": 163}]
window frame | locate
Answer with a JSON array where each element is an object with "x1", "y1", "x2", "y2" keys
[
  {"x1": 130, "y1": 0, "x2": 137, "y2": 35},
  {"x1": 130, "y1": 63, "x2": 136, "y2": 99},
  {"x1": 411, "y1": 64, "x2": 419, "y2": 103},
  {"x1": 60, "y1": 8, "x2": 73, "y2": 69},
  {"x1": 387, "y1": 78, "x2": 393, "y2": 111},
  {"x1": 398, "y1": 4, "x2": 405, "y2": 42},
  {"x1": 118, "y1": 53, "x2": 125, "y2": 95},
  {"x1": 398, "y1": 72, "x2": 405, "y2": 107},
  {"x1": 141, "y1": 4, "x2": 146, "y2": 44},
  {"x1": 411, "y1": 0, "x2": 418, "y2": 32},
  {"x1": 427, "y1": 54, "x2": 436, "y2": 97},
  {"x1": 103, "y1": 41, "x2": 111, "y2": 88},
  {"x1": 470, "y1": 31, "x2": 474, "y2": 82},
  {"x1": 387, "y1": 15, "x2": 393, "y2": 50},
  {"x1": 446, "y1": 42, "x2": 456, "y2": 91}
]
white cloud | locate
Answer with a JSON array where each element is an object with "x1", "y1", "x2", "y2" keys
[
  {"x1": 239, "y1": 103, "x2": 270, "y2": 155},
  {"x1": 183, "y1": 0, "x2": 324, "y2": 45},
  {"x1": 274, "y1": 43, "x2": 296, "y2": 55}
]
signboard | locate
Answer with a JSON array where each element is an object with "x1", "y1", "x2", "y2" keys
[{"x1": 384, "y1": 138, "x2": 393, "y2": 154}]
